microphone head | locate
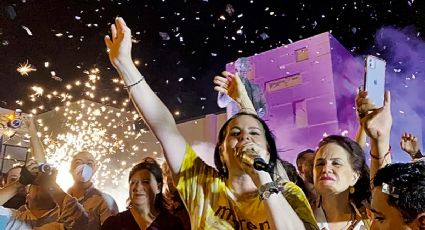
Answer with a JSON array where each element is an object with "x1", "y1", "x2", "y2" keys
[{"x1": 253, "y1": 158, "x2": 269, "y2": 171}]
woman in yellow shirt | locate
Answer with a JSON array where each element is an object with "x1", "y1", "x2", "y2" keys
[{"x1": 105, "y1": 17, "x2": 317, "y2": 230}]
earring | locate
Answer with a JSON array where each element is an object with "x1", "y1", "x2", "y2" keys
[
  {"x1": 219, "y1": 152, "x2": 227, "y2": 178},
  {"x1": 349, "y1": 186, "x2": 355, "y2": 194},
  {"x1": 221, "y1": 163, "x2": 228, "y2": 177}
]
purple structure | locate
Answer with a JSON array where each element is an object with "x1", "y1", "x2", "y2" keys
[
  {"x1": 226, "y1": 32, "x2": 423, "y2": 163},
  {"x1": 226, "y1": 32, "x2": 364, "y2": 163}
]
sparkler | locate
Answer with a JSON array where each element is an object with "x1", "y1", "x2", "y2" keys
[{"x1": 17, "y1": 60, "x2": 37, "y2": 76}]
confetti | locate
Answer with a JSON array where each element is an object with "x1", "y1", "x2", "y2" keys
[
  {"x1": 159, "y1": 32, "x2": 170, "y2": 40},
  {"x1": 21, "y1": 25, "x2": 33, "y2": 36}
]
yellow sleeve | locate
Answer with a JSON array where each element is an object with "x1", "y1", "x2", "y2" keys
[
  {"x1": 176, "y1": 144, "x2": 218, "y2": 212},
  {"x1": 283, "y1": 182, "x2": 319, "y2": 230}
]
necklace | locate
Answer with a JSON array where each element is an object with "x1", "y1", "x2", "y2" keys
[{"x1": 322, "y1": 207, "x2": 359, "y2": 230}]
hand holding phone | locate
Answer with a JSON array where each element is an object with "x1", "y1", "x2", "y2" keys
[{"x1": 364, "y1": 55, "x2": 386, "y2": 108}]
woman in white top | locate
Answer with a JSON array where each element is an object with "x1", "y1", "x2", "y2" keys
[{"x1": 313, "y1": 135, "x2": 371, "y2": 230}]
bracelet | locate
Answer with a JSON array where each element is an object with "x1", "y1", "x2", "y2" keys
[
  {"x1": 414, "y1": 150, "x2": 424, "y2": 159},
  {"x1": 258, "y1": 178, "x2": 287, "y2": 200},
  {"x1": 123, "y1": 77, "x2": 144, "y2": 90},
  {"x1": 370, "y1": 145, "x2": 391, "y2": 160}
]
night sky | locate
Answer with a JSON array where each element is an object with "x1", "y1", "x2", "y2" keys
[{"x1": 0, "y1": 0, "x2": 424, "y2": 122}]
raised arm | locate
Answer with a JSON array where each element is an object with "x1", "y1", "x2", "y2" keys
[
  {"x1": 104, "y1": 17, "x2": 186, "y2": 177},
  {"x1": 354, "y1": 90, "x2": 367, "y2": 150},
  {"x1": 26, "y1": 117, "x2": 46, "y2": 163},
  {"x1": 360, "y1": 91, "x2": 392, "y2": 179},
  {"x1": 1, "y1": 159, "x2": 40, "y2": 205},
  {"x1": 400, "y1": 132, "x2": 423, "y2": 160},
  {"x1": 213, "y1": 71, "x2": 256, "y2": 115},
  {"x1": 46, "y1": 173, "x2": 89, "y2": 229}
]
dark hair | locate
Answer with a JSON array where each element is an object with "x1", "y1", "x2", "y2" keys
[
  {"x1": 214, "y1": 112, "x2": 279, "y2": 180},
  {"x1": 128, "y1": 157, "x2": 166, "y2": 211},
  {"x1": 316, "y1": 135, "x2": 371, "y2": 208},
  {"x1": 296, "y1": 149, "x2": 315, "y2": 165},
  {"x1": 373, "y1": 161, "x2": 425, "y2": 223}
]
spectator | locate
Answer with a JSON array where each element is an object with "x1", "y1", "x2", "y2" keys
[
  {"x1": 68, "y1": 151, "x2": 118, "y2": 229},
  {"x1": 371, "y1": 161, "x2": 425, "y2": 229},
  {"x1": 2, "y1": 166, "x2": 26, "y2": 209},
  {"x1": 313, "y1": 135, "x2": 371, "y2": 230},
  {"x1": 0, "y1": 159, "x2": 88, "y2": 229},
  {"x1": 102, "y1": 157, "x2": 184, "y2": 230}
]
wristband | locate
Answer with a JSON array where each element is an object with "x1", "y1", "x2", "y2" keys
[
  {"x1": 370, "y1": 145, "x2": 391, "y2": 160},
  {"x1": 258, "y1": 178, "x2": 287, "y2": 200},
  {"x1": 413, "y1": 150, "x2": 424, "y2": 159},
  {"x1": 123, "y1": 77, "x2": 144, "y2": 90}
]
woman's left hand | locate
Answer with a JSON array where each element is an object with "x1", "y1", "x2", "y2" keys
[{"x1": 214, "y1": 71, "x2": 246, "y2": 102}]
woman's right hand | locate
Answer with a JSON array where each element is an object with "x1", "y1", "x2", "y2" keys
[
  {"x1": 360, "y1": 91, "x2": 392, "y2": 141},
  {"x1": 104, "y1": 17, "x2": 133, "y2": 69},
  {"x1": 355, "y1": 89, "x2": 376, "y2": 121}
]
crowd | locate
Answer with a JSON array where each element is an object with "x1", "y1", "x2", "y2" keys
[{"x1": 0, "y1": 17, "x2": 424, "y2": 230}]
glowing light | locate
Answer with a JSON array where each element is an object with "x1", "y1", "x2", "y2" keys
[
  {"x1": 31, "y1": 86, "x2": 44, "y2": 97},
  {"x1": 17, "y1": 60, "x2": 37, "y2": 76}
]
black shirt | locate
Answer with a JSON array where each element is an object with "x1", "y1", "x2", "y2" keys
[{"x1": 102, "y1": 209, "x2": 185, "y2": 230}]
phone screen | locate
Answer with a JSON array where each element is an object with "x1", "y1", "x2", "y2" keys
[{"x1": 364, "y1": 55, "x2": 386, "y2": 108}]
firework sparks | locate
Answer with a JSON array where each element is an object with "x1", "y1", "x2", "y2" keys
[
  {"x1": 17, "y1": 60, "x2": 37, "y2": 76},
  {"x1": 31, "y1": 86, "x2": 44, "y2": 97}
]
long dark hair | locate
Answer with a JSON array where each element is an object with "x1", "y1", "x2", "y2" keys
[
  {"x1": 213, "y1": 112, "x2": 279, "y2": 180},
  {"x1": 128, "y1": 157, "x2": 166, "y2": 211},
  {"x1": 316, "y1": 135, "x2": 371, "y2": 208}
]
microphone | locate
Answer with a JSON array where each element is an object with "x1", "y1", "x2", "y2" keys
[{"x1": 240, "y1": 149, "x2": 269, "y2": 172}]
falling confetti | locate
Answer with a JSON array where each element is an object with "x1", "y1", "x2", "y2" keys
[
  {"x1": 21, "y1": 25, "x2": 33, "y2": 36},
  {"x1": 225, "y1": 4, "x2": 235, "y2": 16},
  {"x1": 0, "y1": 0, "x2": 424, "y2": 210}
]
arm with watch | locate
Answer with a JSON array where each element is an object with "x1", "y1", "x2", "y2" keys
[{"x1": 400, "y1": 132, "x2": 423, "y2": 160}]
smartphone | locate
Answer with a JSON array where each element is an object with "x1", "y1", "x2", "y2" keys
[{"x1": 364, "y1": 55, "x2": 386, "y2": 108}]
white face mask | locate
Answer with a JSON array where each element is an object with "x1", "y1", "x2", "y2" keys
[{"x1": 73, "y1": 164, "x2": 93, "y2": 183}]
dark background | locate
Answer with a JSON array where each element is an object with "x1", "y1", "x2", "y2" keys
[{"x1": 0, "y1": 0, "x2": 423, "y2": 122}]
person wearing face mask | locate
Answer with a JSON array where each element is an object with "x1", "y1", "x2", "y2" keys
[{"x1": 68, "y1": 151, "x2": 119, "y2": 229}]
